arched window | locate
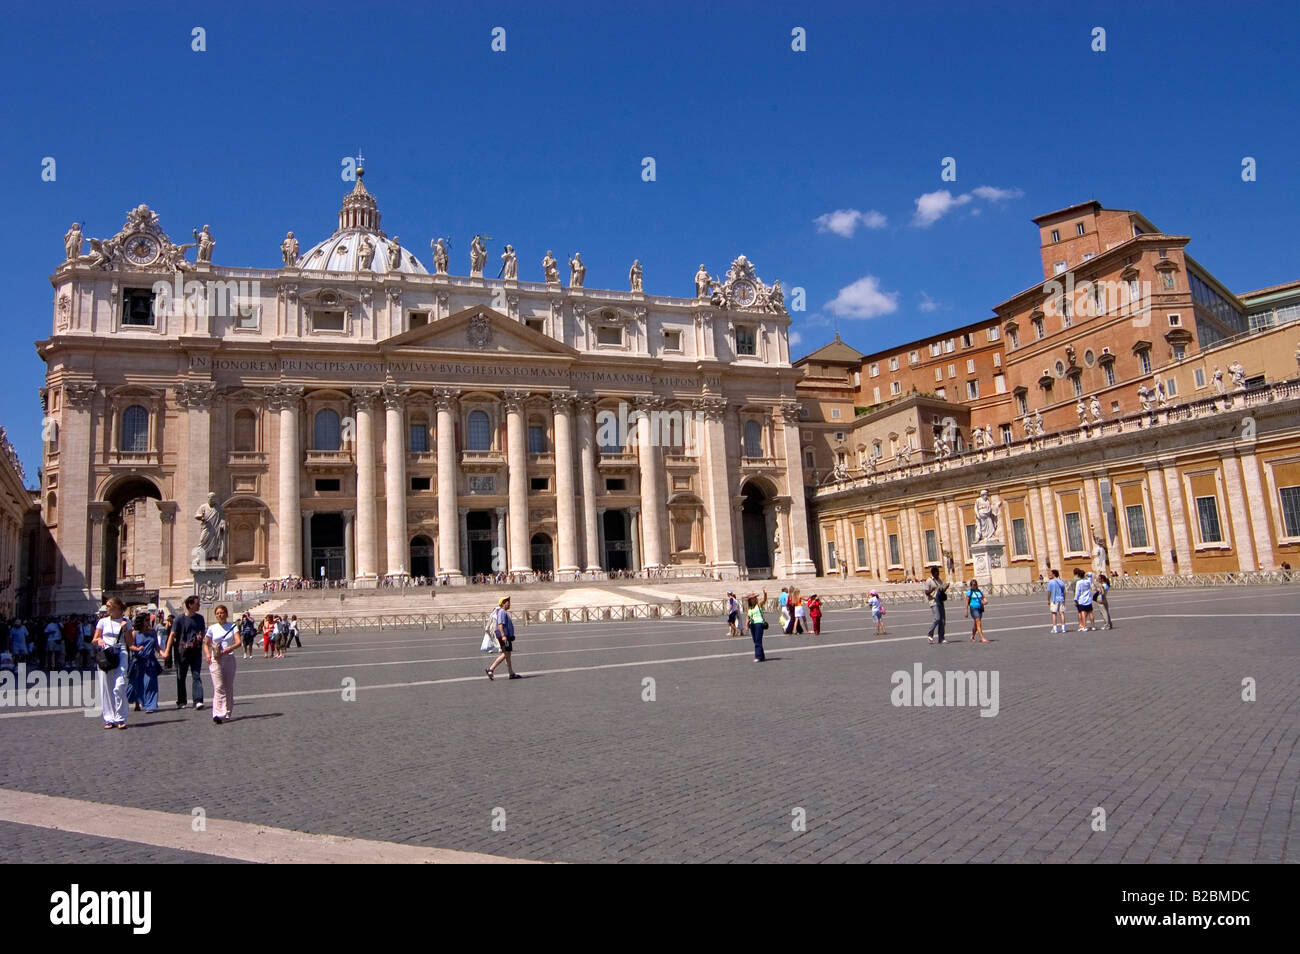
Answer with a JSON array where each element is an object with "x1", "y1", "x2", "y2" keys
[
  {"x1": 467, "y1": 410, "x2": 491, "y2": 451},
  {"x1": 314, "y1": 409, "x2": 341, "y2": 451},
  {"x1": 122, "y1": 405, "x2": 149, "y2": 452},
  {"x1": 743, "y1": 420, "x2": 763, "y2": 458},
  {"x1": 45, "y1": 492, "x2": 57, "y2": 525},
  {"x1": 233, "y1": 409, "x2": 257, "y2": 452}
]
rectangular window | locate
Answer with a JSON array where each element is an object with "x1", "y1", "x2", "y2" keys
[
  {"x1": 1194, "y1": 368, "x2": 1206, "y2": 388},
  {"x1": 605, "y1": 478, "x2": 626, "y2": 492},
  {"x1": 735, "y1": 326, "x2": 756, "y2": 356},
  {"x1": 1062, "y1": 299, "x2": 1072, "y2": 326},
  {"x1": 929, "y1": 342, "x2": 941, "y2": 357},
  {"x1": 925, "y1": 528, "x2": 938, "y2": 563},
  {"x1": 121, "y1": 289, "x2": 157, "y2": 327},
  {"x1": 408, "y1": 311, "x2": 430, "y2": 329},
  {"x1": 935, "y1": 388, "x2": 946, "y2": 400},
  {"x1": 528, "y1": 424, "x2": 546, "y2": 454},
  {"x1": 1139, "y1": 350, "x2": 1152, "y2": 374},
  {"x1": 1008, "y1": 329, "x2": 1019, "y2": 349},
  {"x1": 1196, "y1": 496, "x2": 1223, "y2": 543},
  {"x1": 529, "y1": 476, "x2": 549, "y2": 492},
  {"x1": 234, "y1": 304, "x2": 260, "y2": 330},
  {"x1": 1166, "y1": 378, "x2": 1178, "y2": 397},
  {"x1": 1072, "y1": 377, "x2": 1083, "y2": 397},
  {"x1": 966, "y1": 358, "x2": 975, "y2": 373},
  {"x1": 856, "y1": 537, "x2": 867, "y2": 566},
  {"x1": 987, "y1": 326, "x2": 1000, "y2": 342},
  {"x1": 870, "y1": 363, "x2": 879, "y2": 377},
  {"x1": 853, "y1": 370, "x2": 861, "y2": 385},
  {"x1": 967, "y1": 380, "x2": 979, "y2": 399},
  {"x1": 1011, "y1": 518, "x2": 1029, "y2": 557},
  {"x1": 965, "y1": 524, "x2": 976, "y2": 551},
  {"x1": 890, "y1": 381, "x2": 901, "y2": 395},
  {"x1": 994, "y1": 373, "x2": 1006, "y2": 394},
  {"x1": 1051, "y1": 229, "x2": 1060, "y2": 243},
  {"x1": 872, "y1": 387, "x2": 880, "y2": 402},
  {"x1": 410, "y1": 476, "x2": 432, "y2": 491},
  {"x1": 1125, "y1": 503, "x2": 1149, "y2": 548},
  {"x1": 598, "y1": 325, "x2": 624, "y2": 346},
  {"x1": 663, "y1": 330, "x2": 682, "y2": 351},
  {"x1": 888, "y1": 534, "x2": 901, "y2": 566},
  {"x1": 525, "y1": 318, "x2": 545, "y2": 333},
  {"x1": 1081, "y1": 251, "x2": 1095, "y2": 261},
  {"x1": 944, "y1": 339, "x2": 955, "y2": 353},
  {"x1": 312, "y1": 310, "x2": 345, "y2": 332},
  {"x1": 934, "y1": 367, "x2": 943, "y2": 382},
  {"x1": 1000, "y1": 423, "x2": 1012, "y2": 444},
  {"x1": 948, "y1": 364, "x2": 956, "y2": 378},
  {"x1": 314, "y1": 478, "x2": 341, "y2": 493},
  {"x1": 1064, "y1": 512, "x2": 1084, "y2": 552},
  {"x1": 831, "y1": 408, "x2": 842, "y2": 419},
  {"x1": 909, "y1": 350, "x2": 920, "y2": 364},
  {"x1": 826, "y1": 541, "x2": 838, "y2": 570},
  {"x1": 889, "y1": 356, "x2": 899, "y2": 371},
  {"x1": 409, "y1": 423, "x2": 428, "y2": 453},
  {"x1": 1104, "y1": 363, "x2": 1116, "y2": 386},
  {"x1": 1168, "y1": 313, "x2": 1182, "y2": 326},
  {"x1": 1015, "y1": 393, "x2": 1028, "y2": 416},
  {"x1": 1032, "y1": 318, "x2": 1045, "y2": 340},
  {"x1": 993, "y1": 353, "x2": 1001, "y2": 367},
  {"x1": 1053, "y1": 261, "x2": 1067, "y2": 275},
  {"x1": 1279, "y1": 486, "x2": 1300, "y2": 537},
  {"x1": 961, "y1": 333, "x2": 973, "y2": 348}
]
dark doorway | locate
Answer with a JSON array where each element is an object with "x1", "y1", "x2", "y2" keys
[
  {"x1": 467, "y1": 510, "x2": 494, "y2": 576},
  {"x1": 410, "y1": 534, "x2": 433, "y2": 578},
  {"x1": 603, "y1": 509, "x2": 630, "y2": 571},
  {"x1": 530, "y1": 533, "x2": 553, "y2": 574},
  {"x1": 102, "y1": 477, "x2": 162, "y2": 594},
  {"x1": 310, "y1": 512, "x2": 345, "y2": 581},
  {"x1": 741, "y1": 483, "x2": 773, "y2": 577}
]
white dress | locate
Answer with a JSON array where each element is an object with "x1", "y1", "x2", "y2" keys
[{"x1": 95, "y1": 617, "x2": 132, "y2": 724}]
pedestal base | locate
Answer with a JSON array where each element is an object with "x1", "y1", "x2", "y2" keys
[
  {"x1": 192, "y1": 566, "x2": 228, "y2": 607},
  {"x1": 968, "y1": 540, "x2": 1030, "y2": 586}
]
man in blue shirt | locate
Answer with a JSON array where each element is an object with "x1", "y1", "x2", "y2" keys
[
  {"x1": 1046, "y1": 569, "x2": 1068, "y2": 633},
  {"x1": 485, "y1": 597, "x2": 520, "y2": 680}
]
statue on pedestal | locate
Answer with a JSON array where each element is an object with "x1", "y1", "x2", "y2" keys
[
  {"x1": 431, "y1": 238, "x2": 449, "y2": 275},
  {"x1": 194, "y1": 225, "x2": 214, "y2": 264},
  {"x1": 1137, "y1": 384, "x2": 1153, "y2": 412},
  {"x1": 1212, "y1": 366, "x2": 1225, "y2": 395},
  {"x1": 470, "y1": 235, "x2": 487, "y2": 277},
  {"x1": 1089, "y1": 395, "x2": 1102, "y2": 423},
  {"x1": 358, "y1": 235, "x2": 376, "y2": 270},
  {"x1": 629, "y1": 260, "x2": 643, "y2": 292},
  {"x1": 1033, "y1": 409, "x2": 1045, "y2": 438},
  {"x1": 542, "y1": 250, "x2": 560, "y2": 284},
  {"x1": 387, "y1": 237, "x2": 403, "y2": 270},
  {"x1": 64, "y1": 223, "x2": 83, "y2": 261},
  {"x1": 695, "y1": 264, "x2": 713, "y2": 299},
  {"x1": 281, "y1": 231, "x2": 299, "y2": 266},
  {"x1": 1076, "y1": 398, "x2": 1088, "y2": 425},
  {"x1": 974, "y1": 490, "x2": 1000, "y2": 544},
  {"x1": 194, "y1": 492, "x2": 228, "y2": 566},
  {"x1": 502, "y1": 244, "x2": 518, "y2": 280},
  {"x1": 569, "y1": 252, "x2": 586, "y2": 287},
  {"x1": 1228, "y1": 360, "x2": 1247, "y2": 391},
  {"x1": 1154, "y1": 378, "x2": 1169, "y2": 407}
]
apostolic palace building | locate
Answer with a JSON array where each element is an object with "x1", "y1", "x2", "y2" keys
[{"x1": 34, "y1": 166, "x2": 815, "y2": 612}]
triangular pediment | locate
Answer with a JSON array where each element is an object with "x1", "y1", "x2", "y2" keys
[{"x1": 381, "y1": 306, "x2": 578, "y2": 357}]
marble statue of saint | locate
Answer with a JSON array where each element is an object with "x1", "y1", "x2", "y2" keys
[
  {"x1": 194, "y1": 225, "x2": 214, "y2": 264},
  {"x1": 897, "y1": 442, "x2": 912, "y2": 464},
  {"x1": 195, "y1": 492, "x2": 228, "y2": 565},
  {"x1": 1033, "y1": 409, "x2": 1044, "y2": 436},
  {"x1": 387, "y1": 237, "x2": 403, "y2": 270},
  {"x1": 984, "y1": 425, "x2": 996, "y2": 448},
  {"x1": 1076, "y1": 398, "x2": 1088, "y2": 424},
  {"x1": 1227, "y1": 360, "x2": 1247, "y2": 390},
  {"x1": 972, "y1": 427, "x2": 985, "y2": 451},
  {"x1": 695, "y1": 265, "x2": 713, "y2": 299},
  {"x1": 772, "y1": 522, "x2": 782, "y2": 553},
  {"x1": 769, "y1": 280, "x2": 785, "y2": 312},
  {"x1": 502, "y1": 244, "x2": 518, "y2": 280},
  {"x1": 1065, "y1": 344, "x2": 1077, "y2": 367},
  {"x1": 64, "y1": 223, "x2": 83, "y2": 261},
  {"x1": 1089, "y1": 395, "x2": 1102, "y2": 422},
  {"x1": 1090, "y1": 524, "x2": 1108, "y2": 569},
  {"x1": 629, "y1": 260, "x2": 643, "y2": 292},
  {"x1": 1154, "y1": 377, "x2": 1169, "y2": 406},
  {"x1": 569, "y1": 253, "x2": 586, "y2": 287},
  {"x1": 974, "y1": 489, "x2": 998, "y2": 543},
  {"x1": 542, "y1": 250, "x2": 560, "y2": 284},
  {"x1": 1137, "y1": 384, "x2": 1153, "y2": 412},
  {"x1": 281, "y1": 231, "x2": 299, "y2": 266},
  {"x1": 470, "y1": 235, "x2": 487, "y2": 276},
  {"x1": 431, "y1": 238, "x2": 449, "y2": 275},
  {"x1": 1021, "y1": 414, "x2": 1033, "y2": 440},
  {"x1": 1295, "y1": 341, "x2": 1300, "y2": 374},
  {"x1": 358, "y1": 235, "x2": 376, "y2": 270},
  {"x1": 1212, "y1": 366, "x2": 1225, "y2": 395}
]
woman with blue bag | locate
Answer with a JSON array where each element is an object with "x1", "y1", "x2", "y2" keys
[{"x1": 965, "y1": 579, "x2": 989, "y2": 643}]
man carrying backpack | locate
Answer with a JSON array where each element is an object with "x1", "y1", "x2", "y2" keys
[
  {"x1": 162, "y1": 595, "x2": 206, "y2": 709},
  {"x1": 923, "y1": 566, "x2": 948, "y2": 644}
]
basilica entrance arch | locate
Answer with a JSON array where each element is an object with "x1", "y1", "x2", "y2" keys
[
  {"x1": 740, "y1": 480, "x2": 775, "y2": 578},
  {"x1": 409, "y1": 534, "x2": 434, "y2": 578},
  {"x1": 100, "y1": 475, "x2": 164, "y2": 599}
]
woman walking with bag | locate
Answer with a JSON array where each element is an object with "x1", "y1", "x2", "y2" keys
[
  {"x1": 965, "y1": 579, "x2": 989, "y2": 643},
  {"x1": 93, "y1": 597, "x2": 136, "y2": 730},
  {"x1": 204, "y1": 604, "x2": 241, "y2": 724},
  {"x1": 745, "y1": 590, "x2": 770, "y2": 662},
  {"x1": 1092, "y1": 573, "x2": 1114, "y2": 630},
  {"x1": 868, "y1": 590, "x2": 887, "y2": 636},
  {"x1": 806, "y1": 594, "x2": 823, "y2": 635}
]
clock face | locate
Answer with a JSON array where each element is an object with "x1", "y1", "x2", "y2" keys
[
  {"x1": 732, "y1": 279, "x2": 757, "y2": 307},
  {"x1": 124, "y1": 233, "x2": 160, "y2": 266}
]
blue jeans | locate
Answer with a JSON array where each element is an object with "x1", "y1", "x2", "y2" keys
[
  {"x1": 175, "y1": 652, "x2": 204, "y2": 706},
  {"x1": 750, "y1": 623, "x2": 766, "y2": 661},
  {"x1": 927, "y1": 603, "x2": 946, "y2": 641}
]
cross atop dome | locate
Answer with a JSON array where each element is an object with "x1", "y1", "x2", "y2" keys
[{"x1": 340, "y1": 152, "x2": 378, "y2": 231}]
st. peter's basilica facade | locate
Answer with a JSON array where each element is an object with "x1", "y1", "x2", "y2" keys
[{"x1": 35, "y1": 167, "x2": 815, "y2": 611}]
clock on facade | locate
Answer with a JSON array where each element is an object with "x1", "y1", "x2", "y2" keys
[{"x1": 123, "y1": 233, "x2": 160, "y2": 266}]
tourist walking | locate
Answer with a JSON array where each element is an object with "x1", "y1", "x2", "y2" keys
[
  {"x1": 965, "y1": 579, "x2": 989, "y2": 642},
  {"x1": 127, "y1": 610, "x2": 160, "y2": 713},
  {"x1": 924, "y1": 567, "x2": 948, "y2": 644},
  {"x1": 239, "y1": 612, "x2": 258, "y2": 659},
  {"x1": 806, "y1": 594, "x2": 822, "y2": 635},
  {"x1": 204, "y1": 604, "x2": 241, "y2": 724},
  {"x1": 791, "y1": 591, "x2": 807, "y2": 634},
  {"x1": 725, "y1": 591, "x2": 741, "y2": 638},
  {"x1": 8, "y1": 619, "x2": 27, "y2": 663},
  {"x1": 287, "y1": 615, "x2": 302, "y2": 648},
  {"x1": 1046, "y1": 569, "x2": 1068, "y2": 633},
  {"x1": 93, "y1": 598, "x2": 136, "y2": 729},
  {"x1": 745, "y1": 589, "x2": 769, "y2": 662},
  {"x1": 1092, "y1": 573, "x2": 1114, "y2": 629},
  {"x1": 163, "y1": 595, "x2": 206, "y2": 709},
  {"x1": 778, "y1": 587, "x2": 790, "y2": 633},
  {"x1": 1073, "y1": 568, "x2": 1095, "y2": 631},
  {"x1": 868, "y1": 590, "x2": 886, "y2": 635},
  {"x1": 485, "y1": 597, "x2": 520, "y2": 680},
  {"x1": 262, "y1": 614, "x2": 275, "y2": 657}
]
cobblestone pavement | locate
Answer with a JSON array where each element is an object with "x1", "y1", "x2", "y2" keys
[{"x1": 1, "y1": 585, "x2": 1296, "y2": 863}]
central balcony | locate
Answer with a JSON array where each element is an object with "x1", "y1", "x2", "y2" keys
[
  {"x1": 305, "y1": 448, "x2": 354, "y2": 473},
  {"x1": 461, "y1": 449, "x2": 506, "y2": 470}
]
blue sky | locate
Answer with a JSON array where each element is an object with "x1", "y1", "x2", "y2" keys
[{"x1": 2, "y1": 0, "x2": 1298, "y2": 481}]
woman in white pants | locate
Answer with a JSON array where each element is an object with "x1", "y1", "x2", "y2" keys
[
  {"x1": 204, "y1": 604, "x2": 241, "y2": 724},
  {"x1": 93, "y1": 598, "x2": 135, "y2": 729}
]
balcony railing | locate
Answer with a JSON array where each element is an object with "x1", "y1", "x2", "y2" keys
[
  {"x1": 304, "y1": 449, "x2": 353, "y2": 468},
  {"x1": 461, "y1": 449, "x2": 506, "y2": 468},
  {"x1": 597, "y1": 451, "x2": 637, "y2": 469}
]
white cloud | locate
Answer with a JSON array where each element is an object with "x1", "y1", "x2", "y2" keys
[
  {"x1": 971, "y1": 185, "x2": 1024, "y2": 202},
  {"x1": 789, "y1": 330, "x2": 803, "y2": 347},
  {"x1": 912, "y1": 190, "x2": 972, "y2": 227},
  {"x1": 827, "y1": 276, "x2": 899, "y2": 319},
  {"x1": 911, "y1": 185, "x2": 1024, "y2": 226},
  {"x1": 918, "y1": 292, "x2": 941, "y2": 313},
  {"x1": 814, "y1": 208, "x2": 887, "y2": 238}
]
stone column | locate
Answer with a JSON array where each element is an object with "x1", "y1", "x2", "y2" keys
[
  {"x1": 777, "y1": 401, "x2": 816, "y2": 576},
  {"x1": 495, "y1": 506, "x2": 508, "y2": 572},
  {"x1": 382, "y1": 385, "x2": 410, "y2": 576},
  {"x1": 86, "y1": 503, "x2": 110, "y2": 597},
  {"x1": 156, "y1": 502, "x2": 178, "y2": 586},
  {"x1": 434, "y1": 388, "x2": 462, "y2": 582},
  {"x1": 343, "y1": 509, "x2": 356, "y2": 581},
  {"x1": 1025, "y1": 481, "x2": 1050, "y2": 571},
  {"x1": 1037, "y1": 485, "x2": 1062, "y2": 570},
  {"x1": 272, "y1": 386, "x2": 303, "y2": 578},
  {"x1": 576, "y1": 396, "x2": 602, "y2": 572},
  {"x1": 1161, "y1": 466, "x2": 1193, "y2": 573},
  {"x1": 503, "y1": 390, "x2": 531, "y2": 573},
  {"x1": 302, "y1": 510, "x2": 313, "y2": 580},
  {"x1": 775, "y1": 499, "x2": 794, "y2": 577},
  {"x1": 1237, "y1": 449, "x2": 1276, "y2": 570},
  {"x1": 730, "y1": 496, "x2": 746, "y2": 575},
  {"x1": 1219, "y1": 453, "x2": 1256, "y2": 573},
  {"x1": 176, "y1": 381, "x2": 218, "y2": 569},
  {"x1": 695, "y1": 397, "x2": 737, "y2": 576},
  {"x1": 628, "y1": 506, "x2": 641, "y2": 573},
  {"x1": 1081, "y1": 474, "x2": 1105, "y2": 569},
  {"x1": 55, "y1": 382, "x2": 97, "y2": 605},
  {"x1": 551, "y1": 392, "x2": 580, "y2": 575},
  {"x1": 634, "y1": 399, "x2": 666, "y2": 569},
  {"x1": 458, "y1": 506, "x2": 469, "y2": 577},
  {"x1": 596, "y1": 506, "x2": 607, "y2": 571},
  {"x1": 1144, "y1": 462, "x2": 1177, "y2": 575},
  {"x1": 351, "y1": 387, "x2": 380, "y2": 585}
]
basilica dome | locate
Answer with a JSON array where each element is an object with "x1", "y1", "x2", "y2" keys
[{"x1": 296, "y1": 167, "x2": 428, "y2": 275}]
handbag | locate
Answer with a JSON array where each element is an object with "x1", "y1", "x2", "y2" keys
[{"x1": 95, "y1": 645, "x2": 120, "y2": 672}]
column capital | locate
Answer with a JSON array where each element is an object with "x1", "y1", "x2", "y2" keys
[
  {"x1": 458, "y1": 506, "x2": 469, "y2": 517},
  {"x1": 342, "y1": 508, "x2": 356, "y2": 520},
  {"x1": 627, "y1": 504, "x2": 641, "y2": 517},
  {"x1": 550, "y1": 390, "x2": 573, "y2": 415},
  {"x1": 267, "y1": 384, "x2": 304, "y2": 411},
  {"x1": 87, "y1": 501, "x2": 110, "y2": 524},
  {"x1": 381, "y1": 384, "x2": 410, "y2": 410},
  {"x1": 351, "y1": 386, "x2": 381, "y2": 408},
  {"x1": 155, "y1": 500, "x2": 179, "y2": 524},
  {"x1": 494, "y1": 506, "x2": 507, "y2": 516},
  {"x1": 573, "y1": 392, "x2": 598, "y2": 414},
  {"x1": 175, "y1": 380, "x2": 220, "y2": 409},
  {"x1": 432, "y1": 386, "x2": 460, "y2": 411},
  {"x1": 502, "y1": 389, "x2": 529, "y2": 413},
  {"x1": 693, "y1": 396, "x2": 729, "y2": 420},
  {"x1": 63, "y1": 381, "x2": 97, "y2": 409},
  {"x1": 777, "y1": 400, "x2": 802, "y2": 424}
]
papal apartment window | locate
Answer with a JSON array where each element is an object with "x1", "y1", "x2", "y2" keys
[
  {"x1": 122, "y1": 405, "x2": 149, "y2": 452},
  {"x1": 929, "y1": 342, "x2": 941, "y2": 358},
  {"x1": 1279, "y1": 486, "x2": 1300, "y2": 537},
  {"x1": 597, "y1": 325, "x2": 624, "y2": 347},
  {"x1": 734, "y1": 326, "x2": 757, "y2": 356},
  {"x1": 910, "y1": 350, "x2": 920, "y2": 364},
  {"x1": 1196, "y1": 496, "x2": 1224, "y2": 543},
  {"x1": 1053, "y1": 261, "x2": 1067, "y2": 275},
  {"x1": 467, "y1": 410, "x2": 492, "y2": 451},
  {"x1": 121, "y1": 289, "x2": 156, "y2": 327},
  {"x1": 966, "y1": 358, "x2": 975, "y2": 373},
  {"x1": 408, "y1": 311, "x2": 430, "y2": 329},
  {"x1": 1050, "y1": 229, "x2": 1060, "y2": 243},
  {"x1": 1138, "y1": 350, "x2": 1152, "y2": 375},
  {"x1": 944, "y1": 338, "x2": 955, "y2": 353},
  {"x1": 967, "y1": 380, "x2": 979, "y2": 400},
  {"x1": 1125, "y1": 504, "x2": 1149, "y2": 548},
  {"x1": 1104, "y1": 363, "x2": 1116, "y2": 386},
  {"x1": 1032, "y1": 317, "x2": 1045, "y2": 339},
  {"x1": 1064, "y1": 512, "x2": 1085, "y2": 553},
  {"x1": 993, "y1": 352, "x2": 1002, "y2": 368},
  {"x1": 870, "y1": 363, "x2": 879, "y2": 377},
  {"x1": 744, "y1": 420, "x2": 763, "y2": 458},
  {"x1": 1011, "y1": 518, "x2": 1029, "y2": 557},
  {"x1": 987, "y1": 326, "x2": 1000, "y2": 342},
  {"x1": 663, "y1": 330, "x2": 682, "y2": 352},
  {"x1": 313, "y1": 409, "x2": 341, "y2": 450},
  {"x1": 1000, "y1": 423, "x2": 1012, "y2": 444},
  {"x1": 889, "y1": 356, "x2": 899, "y2": 371},
  {"x1": 1076, "y1": 223, "x2": 1086, "y2": 236},
  {"x1": 312, "y1": 309, "x2": 346, "y2": 333},
  {"x1": 1015, "y1": 393, "x2": 1028, "y2": 416},
  {"x1": 890, "y1": 381, "x2": 901, "y2": 395},
  {"x1": 947, "y1": 363, "x2": 956, "y2": 378},
  {"x1": 961, "y1": 333, "x2": 973, "y2": 348},
  {"x1": 934, "y1": 367, "x2": 943, "y2": 382},
  {"x1": 1008, "y1": 329, "x2": 1019, "y2": 349}
]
